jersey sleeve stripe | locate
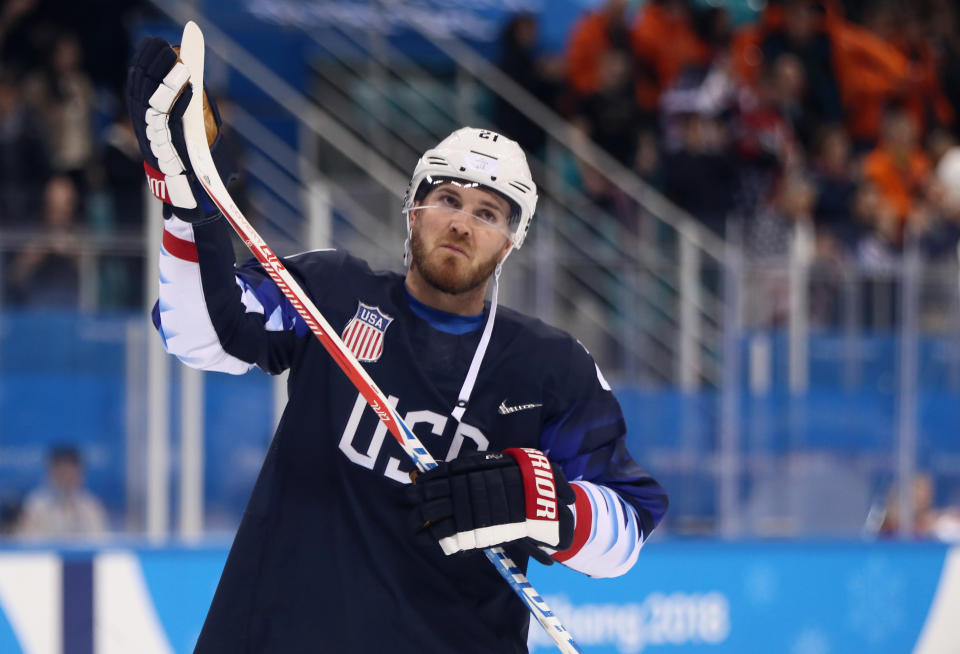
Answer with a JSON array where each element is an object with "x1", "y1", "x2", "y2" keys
[
  {"x1": 162, "y1": 228, "x2": 199, "y2": 262},
  {"x1": 551, "y1": 483, "x2": 592, "y2": 563},
  {"x1": 156, "y1": 218, "x2": 256, "y2": 374},
  {"x1": 552, "y1": 480, "x2": 644, "y2": 578}
]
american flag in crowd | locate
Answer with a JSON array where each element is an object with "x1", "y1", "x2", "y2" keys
[{"x1": 341, "y1": 302, "x2": 394, "y2": 362}]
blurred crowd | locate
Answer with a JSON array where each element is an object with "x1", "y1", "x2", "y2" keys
[
  {"x1": 4, "y1": 0, "x2": 960, "y2": 312},
  {"x1": 1, "y1": 0, "x2": 959, "y2": 543},
  {"x1": 495, "y1": 0, "x2": 960, "y2": 276},
  {"x1": 0, "y1": 0, "x2": 146, "y2": 308},
  {"x1": 0, "y1": 445, "x2": 108, "y2": 540}
]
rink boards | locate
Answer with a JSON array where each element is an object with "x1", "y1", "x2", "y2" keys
[{"x1": 0, "y1": 541, "x2": 957, "y2": 654}]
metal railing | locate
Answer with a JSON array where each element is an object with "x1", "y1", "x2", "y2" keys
[
  {"x1": 100, "y1": 4, "x2": 960, "y2": 540},
  {"x1": 3, "y1": 220, "x2": 958, "y2": 540},
  {"x1": 301, "y1": 20, "x2": 725, "y2": 386},
  {"x1": 0, "y1": 228, "x2": 144, "y2": 313},
  {"x1": 141, "y1": 0, "x2": 726, "y2": 387}
]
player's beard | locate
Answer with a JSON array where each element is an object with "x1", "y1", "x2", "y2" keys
[{"x1": 409, "y1": 225, "x2": 501, "y2": 295}]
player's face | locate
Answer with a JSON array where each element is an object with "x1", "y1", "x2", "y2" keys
[{"x1": 408, "y1": 184, "x2": 512, "y2": 295}]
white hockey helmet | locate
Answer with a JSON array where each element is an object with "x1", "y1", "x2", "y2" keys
[{"x1": 404, "y1": 127, "x2": 538, "y2": 249}]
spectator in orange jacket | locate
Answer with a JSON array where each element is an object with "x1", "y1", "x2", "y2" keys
[
  {"x1": 862, "y1": 107, "x2": 932, "y2": 238},
  {"x1": 631, "y1": 0, "x2": 709, "y2": 113},
  {"x1": 827, "y1": 3, "x2": 952, "y2": 146},
  {"x1": 827, "y1": 5, "x2": 907, "y2": 145},
  {"x1": 566, "y1": 0, "x2": 632, "y2": 99}
]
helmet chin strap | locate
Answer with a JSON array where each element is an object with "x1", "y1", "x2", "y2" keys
[
  {"x1": 403, "y1": 209, "x2": 414, "y2": 267},
  {"x1": 451, "y1": 246, "x2": 511, "y2": 423}
]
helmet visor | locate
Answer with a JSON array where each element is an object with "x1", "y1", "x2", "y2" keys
[{"x1": 412, "y1": 175, "x2": 522, "y2": 240}]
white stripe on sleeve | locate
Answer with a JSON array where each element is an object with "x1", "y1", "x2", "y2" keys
[
  {"x1": 558, "y1": 480, "x2": 644, "y2": 578},
  {"x1": 157, "y1": 217, "x2": 255, "y2": 374}
]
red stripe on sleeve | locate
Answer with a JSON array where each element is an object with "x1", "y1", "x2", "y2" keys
[
  {"x1": 162, "y1": 229, "x2": 199, "y2": 263},
  {"x1": 551, "y1": 483, "x2": 592, "y2": 563}
]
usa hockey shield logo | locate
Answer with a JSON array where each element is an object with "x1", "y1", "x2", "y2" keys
[{"x1": 341, "y1": 302, "x2": 394, "y2": 363}]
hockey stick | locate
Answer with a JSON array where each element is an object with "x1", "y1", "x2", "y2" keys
[{"x1": 177, "y1": 21, "x2": 580, "y2": 654}]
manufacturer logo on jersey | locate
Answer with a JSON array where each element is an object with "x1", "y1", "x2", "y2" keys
[
  {"x1": 143, "y1": 161, "x2": 169, "y2": 203},
  {"x1": 148, "y1": 177, "x2": 167, "y2": 202},
  {"x1": 498, "y1": 400, "x2": 543, "y2": 415},
  {"x1": 341, "y1": 302, "x2": 393, "y2": 363}
]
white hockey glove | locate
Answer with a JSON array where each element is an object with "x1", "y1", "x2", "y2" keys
[
  {"x1": 126, "y1": 36, "x2": 222, "y2": 221},
  {"x1": 405, "y1": 448, "x2": 575, "y2": 564}
]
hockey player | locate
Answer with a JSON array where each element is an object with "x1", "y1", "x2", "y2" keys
[{"x1": 128, "y1": 37, "x2": 668, "y2": 653}]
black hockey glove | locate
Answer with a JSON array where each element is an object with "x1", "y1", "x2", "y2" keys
[
  {"x1": 406, "y1": 448, "x2": 575, "y2": 564},
  {"x1": 126, "y1": 36, "x2": 222, "y2": 222}
]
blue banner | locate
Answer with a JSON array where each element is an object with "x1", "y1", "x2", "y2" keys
[
  {"x1": 526, "y1": 542, "x2": 953, "y2": 653},
  {"x1": 0, "y1": 542, "x2": 956, "y2": 653}
]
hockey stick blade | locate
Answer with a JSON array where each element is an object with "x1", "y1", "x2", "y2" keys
[{"x1": 177, "y1": 20, "x2": 581, "y2": 654}]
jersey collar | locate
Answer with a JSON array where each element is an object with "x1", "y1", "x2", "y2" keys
[{"x1": 404, "y1": 288, "x2": 485, "y2": 335}]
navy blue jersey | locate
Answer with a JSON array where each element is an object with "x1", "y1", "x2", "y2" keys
[{"x1": 154, "y1": 215, "x2": 668, "y2": 653}]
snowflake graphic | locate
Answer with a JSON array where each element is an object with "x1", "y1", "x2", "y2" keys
[
  {"x1": 791, "y1": 626, "x2": 832, "y2": 654},
  {"x1": 845, "y1": 556, "x2": 906, "y2": 645},
  {"x1": 743, "y1": 563, "x2": 779, "y2": 607}
]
